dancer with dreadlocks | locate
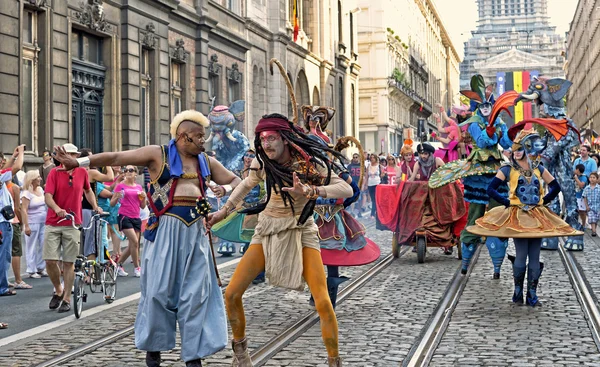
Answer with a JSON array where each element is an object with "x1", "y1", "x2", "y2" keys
[{"x1": 207, "y1": 110, "x2": 352, "y2": 366}]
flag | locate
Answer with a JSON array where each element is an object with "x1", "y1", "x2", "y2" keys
[
  {"x1": 292, "y1": 0, "x2": 299, "y2": 42},
  {"x1": 419, "y1": 102, "x2": 423, "y2": 112}
]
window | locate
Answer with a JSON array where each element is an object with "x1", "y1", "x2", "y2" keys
[
  {"x1": 72, "y1": 31, "x2": 102, "y2": 64},
  {"x1": 141, "y1": 49, "x2": 151, "y2": 146},
  {"x1": 22, "y1": 10, "x2": 38, "y2": 151},
  {"x1": 227, "y1": 0, "x2": 241, "y2": 15},
  {"x1": 171, "y1": 62, "x2": 182, "y2": 117},
  {"x1": 227, "y1": 64, "x2": 242, "y2": 104},
  {"x1": 338, "y1": 1, "x2": 343, "y2": 44},
  {"x1": 338, "y1": 77, "x2": 345, "y2": 136}
]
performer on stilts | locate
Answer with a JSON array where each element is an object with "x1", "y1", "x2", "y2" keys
[
  {"x1": 301, "y1": 105, "x2": 380, "y2": 308},
  {"x1": 467, "y1": 122, "x2": 583, "y2": 306},
  {"x1": 52, "y1": 110, "x2": 241, "y2": 367},
  {"x1": 207, "y1": 59, "x2": 352, "y2": 367},
  {"x1": 514, "y1": 77, "x2": 584, "y2": 250},
  {"x1": 429, "y1": 75, "x2": 514, "y2": 278}
]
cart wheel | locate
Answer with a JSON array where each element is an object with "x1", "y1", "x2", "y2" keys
[
  {"x1": 457, "y1": 243, "x2": 463, "y2": 260},
  {"x1": 416, "y1": 236, "x2": 426, "y2": 264},
  {"x1": 392, "y1": 233, "x2": 400, "y2": 258},
  {"x1": 73, "y1": 276, "x2": 85, "y2": 319}
]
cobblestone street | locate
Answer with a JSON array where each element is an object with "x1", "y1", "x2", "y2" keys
[
  {"x1": 5, "y1": 226, "x2": 600, "y2": 366},
  {"x1": 430, "y1": 238, "x2": 600, "y2": 366}
]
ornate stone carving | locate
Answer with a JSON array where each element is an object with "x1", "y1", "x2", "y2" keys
[
  {"x1": 208, "y1": 54, "x2": 222, "y2": 76},
  {"x1": 140, "y1": 23, "x2": 158, "y2": 50},
  {"x1": 227, "y1": 63, "x2": 242, "y2": 83},
  {"x1": 171, "y1": 38, "x2": 188, "y2": 63},
  {"x1": 26, "y1": 0, "x2": 51, "y2": 8},
  {"x1": 74, "y1": 0, "x2": 108, "y2": 32}
]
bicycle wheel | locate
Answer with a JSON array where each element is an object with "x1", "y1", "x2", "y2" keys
[
  {"x1": 73, "y1": 275, "x2": 85, "y2": 318},
  {"x1": 103, "y1": 265, "x2": 117, "y2": 303}
]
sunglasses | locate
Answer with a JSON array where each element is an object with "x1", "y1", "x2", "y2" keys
[
  {"x1": 69, "y1": 174, "x2": 73, "y2": 187},
  {"x1": 244, "y1": 154, "x2": 256, "y2": 159},
  {"x1": 125, "y1": 168, "x2": 136, "y2": 173}
]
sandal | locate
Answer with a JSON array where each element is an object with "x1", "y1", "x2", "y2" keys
[
  {"x1": 0, "y1": 290, "x2": 16, "y2": 296},
  {"x1": 0, "y1": 322, "x2": 7, "y2": 329},
  {"x1": 14, "y1": 281, "x2": 32, "y2": 289}
]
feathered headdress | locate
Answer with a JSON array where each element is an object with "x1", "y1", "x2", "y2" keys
[{"x1": 460, "y1": 75, "x2": 495, "y2": 111}]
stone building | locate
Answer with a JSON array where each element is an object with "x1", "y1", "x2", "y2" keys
[
  {"x1": 0, "y1": 0, "x2": 359, "y2": 167},
  {"x1": 357, "y1": 0, "x2": 461, "y2": 154},
  {"x1": 461, "y1": 0, "x2": 566, "y2": 88},
  {"x1": 565, "y1": 0, "x2": 600, "y2": 135}
]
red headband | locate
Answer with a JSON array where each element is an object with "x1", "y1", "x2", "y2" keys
[{"x1": 255, "y1": 117, "x2": 293, "y2": 134}]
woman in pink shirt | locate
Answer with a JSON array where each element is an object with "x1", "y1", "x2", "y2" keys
[{"x1": 110, "y1": 165, "x2": 146, "y2": 278}]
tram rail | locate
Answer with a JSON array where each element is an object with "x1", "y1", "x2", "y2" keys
[
  {"x1": 37, "y1": 222, "x2": 405, "y2": 367},
  {"x1": 558, "y1": 239, "x2": 600, "y2": 351},
  {"x1": 403, "y1": 245, "x2": 482, "y2": 367},
  {"x1": 250, "y1": 245, "x2": 412, "y2": 366}
]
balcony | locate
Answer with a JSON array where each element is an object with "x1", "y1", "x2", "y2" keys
[{"x1": 388, "y1": 77, "x2": 432, "y2": 115}]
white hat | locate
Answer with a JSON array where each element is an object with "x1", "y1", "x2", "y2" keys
[{"x1": 63, "y1": 143, "x2": 81, "y2": 156}]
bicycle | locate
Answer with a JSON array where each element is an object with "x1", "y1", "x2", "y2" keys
[{"x1": 58, "y1": 212, "x2": 118, "y2": 318}]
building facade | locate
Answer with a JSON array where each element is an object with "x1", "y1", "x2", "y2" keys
[
  {"x1": 1, "y1": 0, "x2": 359, "y2": 167},
  {"x1": 356, "y1": 0, "x2": 460, "y2": 154},
  {"x1": 565, "y1": 0, "x2": 600, "y2": 135},
  {"x1": 461, "y1": 0, "x2": 566, "y2": 88}
]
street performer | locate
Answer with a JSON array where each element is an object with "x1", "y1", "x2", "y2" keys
[
  {"x1": 52, "y1": 110, "x2": 241, "y2": 367},
  {"x1": 207, "y1": 113, "x2": 353, "y2": 367}
]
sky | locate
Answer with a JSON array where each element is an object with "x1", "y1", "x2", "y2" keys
[{"x1": 434, "y1": 0, "x2": 579, "y2": 56}]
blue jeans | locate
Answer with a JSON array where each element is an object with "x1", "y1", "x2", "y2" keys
[{"x1": 0, "y1": 222, "x2": 14, "y2": 294}]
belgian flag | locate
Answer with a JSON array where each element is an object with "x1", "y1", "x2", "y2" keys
[{"x1": 496, "y1": 70, "x2": 539, "y2": 126}]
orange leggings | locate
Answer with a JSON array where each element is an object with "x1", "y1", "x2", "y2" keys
[{"x1": 224, "y1": 244, "x2": 339, "y2": 357}]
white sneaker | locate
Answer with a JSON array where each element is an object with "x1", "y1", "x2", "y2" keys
[
  {"x1": 39, "y1": 270, "x2": 49, "y2": 277},
  {"x1": 117, "y1": 266, "x2": 128, "y2": 277},
  {"x1": 134, "y1": 267, "x2": 141, "y2": 278},
  {"x1": 30, "y1": 273, "x2": 42, "y2": 279}
]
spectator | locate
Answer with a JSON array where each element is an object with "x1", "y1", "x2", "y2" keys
[
  {"x1": 386, "y1": 156, "x2": 399, "y2": 185},
  {"x1": 78, "y1": 149, "x2": 114, "y2": 262},
  {"x1": 574, "y1": 163, "x2": 589, "y2": 228},
  {"x1": 347, "y1": 153, "x2": 362, "y2": 216},
  {"x1": 366, "y1": 154, "x2": 385, "y2": 219},
  {"x1": 111, "y1": 165, "x2": 146, "y2": 278},
  {"x1": 591, "y1": 153, "x2": 600, "y2": 170},
  {"x1": 96, "y1": 182, "x2": 114, "y2": 260},
  {"x1": 44, "y1": 143, "x2": 101, "y2": 313},
  {"x1": 8, "y1": 175, "x2": 32, "y2": 289},
  {"x1": 574, "y1": 145, "x2": 597, "y2": 177},
  {"x1": 0, "y1": 145, "x2": 25, "y2": 297},
  {"x1": 583, "y1": 172, "x2": 600, "y2": 237},
  {"x1": 379, "y1": 158, "x2": 389, "y2": 184},
  {"x1": 38, "y1": 149, "x2": 55, "y2": 188},
  {"x1": 21, "y1": 170, "x2": 48, "y2": 278},
  {"x1": 105, "y1": 166, "x2": 124, "y2": 259}
]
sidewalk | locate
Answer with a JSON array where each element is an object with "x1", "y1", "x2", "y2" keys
[{"x1": 7, "y1": 237, "x2": 129, "y2": 281}]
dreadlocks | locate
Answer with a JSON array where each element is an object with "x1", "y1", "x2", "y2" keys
[{"x1": 242, "y1": 113, "x2": 346, "y2": 224}]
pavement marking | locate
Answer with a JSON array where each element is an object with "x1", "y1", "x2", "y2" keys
[{"x1": 0, "y1": 256, "x2": 242, "y2": 347}]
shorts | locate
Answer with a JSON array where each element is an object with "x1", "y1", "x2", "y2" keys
[
  {"x1": 578, "y1": 198, "x2": 587, "y2": 211},
  {"x1": 588, "y1": 210, "x2": 600, "y2": 224},
  {"x1": 43, "y1": 225, "x2": 81, "y2": 263},
  {"x1": 118, "y1": 214, "x2": 142, "y2": 232},
  {"x1": 11, "y1": 223, "x2": 22, "y2": 257}
]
